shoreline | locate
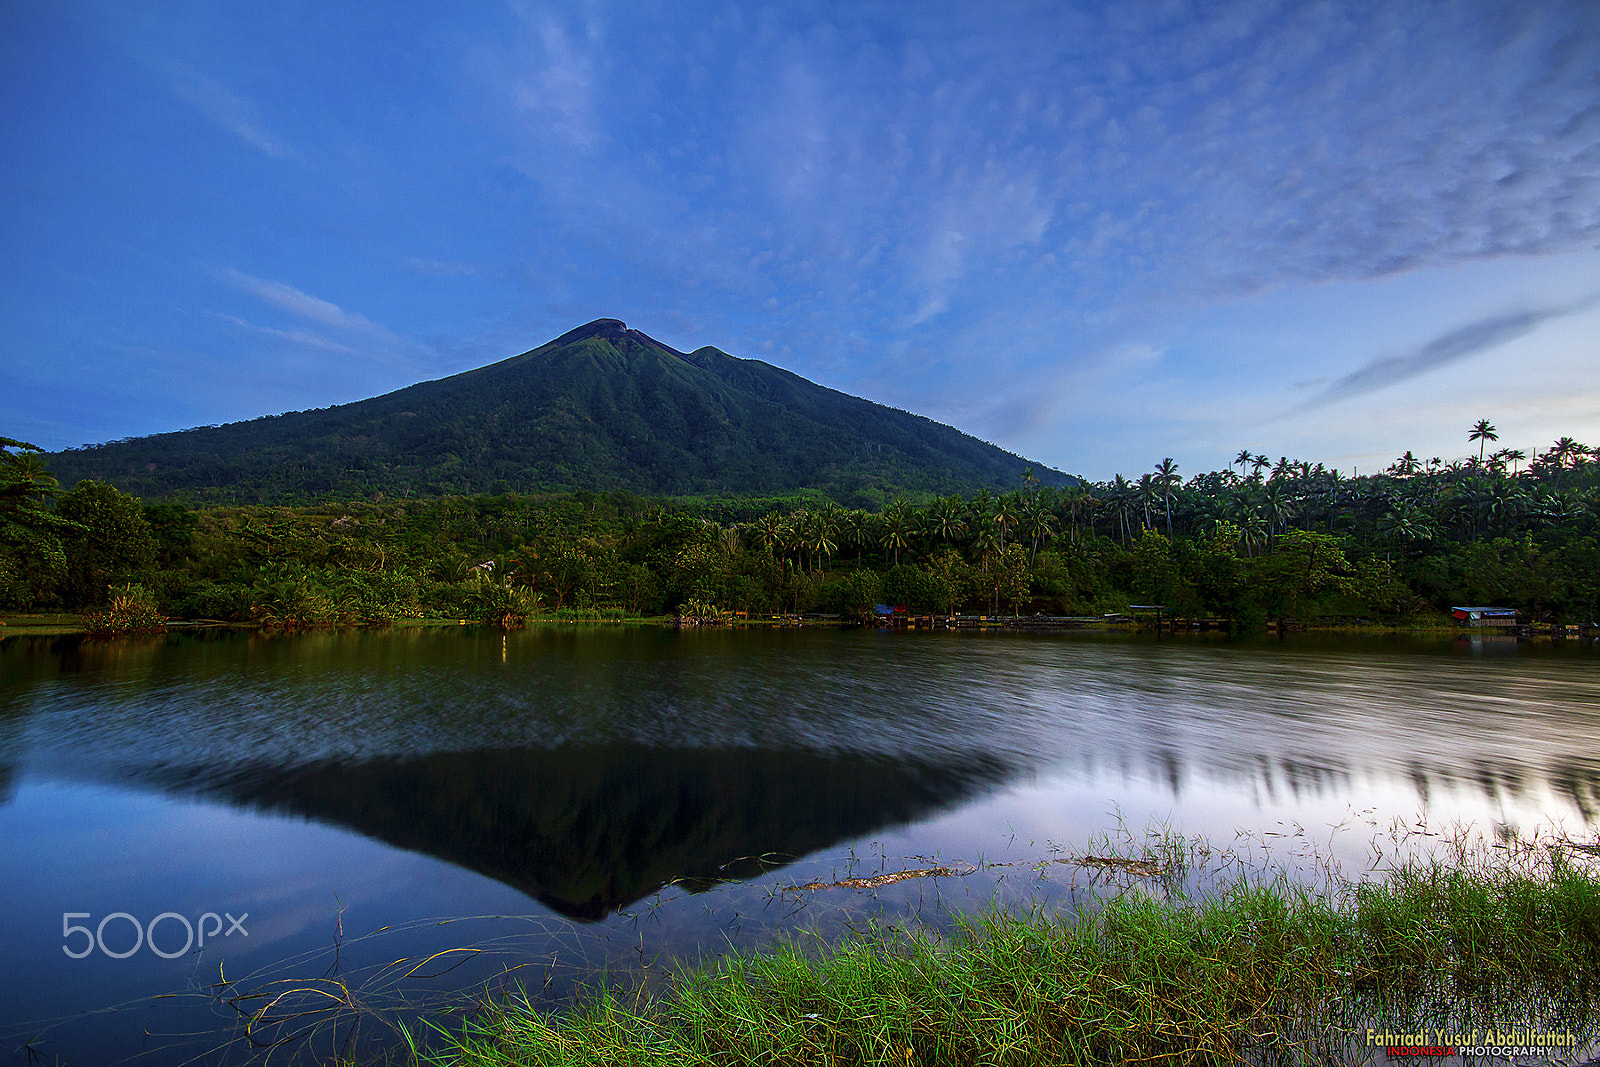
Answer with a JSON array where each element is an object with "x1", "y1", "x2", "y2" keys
[{"x1": 5, "y1": 611, "x2": 1592, "y2": 640}]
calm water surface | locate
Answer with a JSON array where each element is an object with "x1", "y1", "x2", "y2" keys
[{"x1": 1, "y1": 626, "x2": 1597, "y2": 1064}]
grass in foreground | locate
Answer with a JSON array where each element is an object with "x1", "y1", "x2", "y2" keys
[{"x1": 415, "y1": 843, "x2": 1600, "y2": 1067}]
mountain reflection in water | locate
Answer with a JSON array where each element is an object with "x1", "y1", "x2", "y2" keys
[
  {"x1": 3, "y1": 626, "x2": 1599, "y2": 915},
  {"x1": 139, "y1": 746, "x2": 1014, "y2": 919}
]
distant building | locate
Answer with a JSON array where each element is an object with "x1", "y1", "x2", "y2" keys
[{"x1": 1450, "y1": 607, "x2": 1517, "y2": 627}]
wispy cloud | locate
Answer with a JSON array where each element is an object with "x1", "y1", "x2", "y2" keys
[
  {"x1": 1298, "y1": 296, "x2": 1600, "y2": 412},
  {"x1": 171, "y1": 73, "x2": 299, "y2": 160},
  {"x1": 214, "y1": 270, "x2": 425, "y2": 374},
  {"x1": 510, "y1": 13, "x2": 603, "y2": 152},
  {"x1": 218, "y1": 269, "x2": 400, "y2": 343},
  {"x1": 214, "y1": 314, "x2": 362, "y2": 355}
]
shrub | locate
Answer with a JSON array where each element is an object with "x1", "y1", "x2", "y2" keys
[{"x1": 83, "y1": 583, "x2": 167, "y2": 636}]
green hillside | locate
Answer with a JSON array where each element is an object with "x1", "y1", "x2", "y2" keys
[{"x1": 48, "y1": 319, "x2": 1068, "y2": 504}]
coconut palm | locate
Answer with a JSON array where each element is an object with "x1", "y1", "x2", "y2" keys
[
  {"x1": 1468, "y1": 418, "x2": 1498, "y2": 463},
  {"x1": 1377, "y1": 504, "x2": 1436, "y2": 556},
  {"x1": 805, "y1": 513, "x2": 838, "y2": 573},
  {"x1": 1103, "y1": 476, "x2": 1137, "y2": 544},
  {"x1": 0, "y1": 446, "x2": 61, "y2": 509},
  {"x1": 750, "y1": 512, "x2": 786, "y2": 555},
  {"x1": 827, "y1": 509, "x2": 864, "y2": 565},
  {"x1": 879, "y1": 501, "x2": 915, "y2": 566},
  {"x1": 990, "y1": 492, "x2": 1021, "y2": 548},
  {"x1": 1059, "y1": 483, "x2": 1096, "y2": 544},
  {"x1": 1154, "y1": 458, "x2": 1180, "y2": 537},
  {"x1": 1017, "y1": 498, "x2": 1057, "y2": 564},
  {"x1": 1388, "y1": 451, "x2": 1421, "y2": 478},
  {"x1": 1260, "y1": 481, "x2": 1296, "y2": 553},
  {"x1": 968, "y1": 522, "x2": 1001, "y2": 571},
  {"x1": 925, "y1": 496, "x2": 967, "y2": 547},
  {"x1": 1135, "y1": 473, "x2": 1158, "y2": 532}
]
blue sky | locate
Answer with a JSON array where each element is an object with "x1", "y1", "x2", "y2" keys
[{"x1": 2, "y1": 0, "x2": 1596, "y2": 481}]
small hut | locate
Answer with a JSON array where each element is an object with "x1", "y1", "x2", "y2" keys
[{"x1": 1450, "y1": 606, "x2": 1518, "y2": 628}]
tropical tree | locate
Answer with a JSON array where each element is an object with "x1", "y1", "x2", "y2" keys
[
  {"x1": 803, "y1": 510, "x2": 838, "y2": 573},
  {"x1": 1388, "y1": 451, "x2": 1422, "y2": 478},
  {"x1": 1104, "y1": 476, "x2": 1137, "y2": 545},
  {"x1": 925, "y1": 496, "x2": 967, "y2": 548},
  {"x1": 968, "y1": 522, "x2": 1002, "y2": 571},
  {"x1": 750, "y1": 511, "x2": 786, "y2": 555},
  {"x1": 1059, "y1": 484, "x2": 1096, "y2": 544},
  {"x1": 1154, "y1": 458, "x2": 1180, "y2": 537},
  {"x1": 1017, "y1": 498, "x2": 1057, "y2": 564},
  {"x1": 1469, "y1": 418, "x2": 1498, "y2": 463},
  {"x1": 1, "y1": 438, "x2": 71, "y2": 607},
  {"x1": 990, "y1": 492, "x2": 1021, "y2": 548},
  {"x1": 837, "y1": 509, "x2": 872, "y2": 565},
  {"x1": 879, "y1": 500, "x2": 915, "y2": 566},
  {"x1": 1135, "y1": 473, "x2": 1158, "y2": 532},
  {"x1": 56, "y1": 480, "x2": 157, "y2": 607},
  {"x1": 1376, "y1": 504, "x2": 1436, "y2": 558}
]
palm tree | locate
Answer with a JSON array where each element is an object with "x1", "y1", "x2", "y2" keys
[
  {"x1": 1377, "y1": 504, "x2": 1436, "y2": 559},
  {"x1": 1234, "y1": 449, "x2": 1254, "y2": 479},
  {"x1": 879, "y1": 501, "x2": 915, "y2": 566},
  {"x1": 0, "y1": 450, "x2": 59, "y2": 503},
  {"x1": 1388, "y1": 451, "x2": 1421, "y2": 478},
  {"x1": 1153, "y1": 458, "x2": 1180, "y2": 537},
  {"x1": 926, "y1": 496, "x2": 967, "y2": 547},
  {"x1": 751, "y1": 512, "x2": 785, "y2": 555},
  {"x1": 1060, "y1": 484, "x2": 1095, "y2": 544},
  {"x1": 1104, "y1": 476, "x2": 1136, "y2": 544},
  {"x1": 991, "y1": 492, "x2": 1021, "y2": 548},
  {"x1": 805, "y1": 513, "x2": 838, "y2": 573},
  {"x1": 1260, "y1": 481, "x2": 1295, "y2": 553},
  {"x1": 778, "y1": 514, "x2": 804, "y2": 570},
  {"x1": 1236, "y1": 510, "x2": 1268, "y2": 557},
  {"x1": 1018, "y1": 499, "x2": 1057, "y2": 564},
  {"x1": 968, "y1": 522, "x2": 1001, "y2": 571},
  {"x1": 1135, "y1": 473, "x2": 1158, "y2": 533},
  {"x1": 836, "y1": 509, "x2": 871, "y2": 565},
  {"x1": 1469, "y1": 418, "x2": 1498, "y2": 463}
]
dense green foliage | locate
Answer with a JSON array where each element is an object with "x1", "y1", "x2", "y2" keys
[
  {"x1": 5, "y1": 427, "x2": 1597, "y2": 625},
  {"x1": 44, "y1": 320, "x2": 1067, "y2": 505},
  {"x1": 0, "y1": 437, "x2": 73, "y2": 606},
  {"x1": 424, "y1": 844, "x2": 1600, "y2": 1067}
]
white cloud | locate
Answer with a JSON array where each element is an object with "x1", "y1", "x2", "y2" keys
[
  {"x1": 171, "y1": 73, "x2": 299, "y2": 160},
  {"x1": 214, "y1": 314, "x2": 362, "y2": 356},
  {"x1": 510, "y1": 12, "x2": 603, "y2": 151},
  {"x1": 218, "y1": 269, "x2": 401, "y2": 344}
]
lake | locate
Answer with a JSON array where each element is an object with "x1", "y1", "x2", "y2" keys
[{"x1": 2, "y1": 626, "x2": 1597, "y2": 1064}]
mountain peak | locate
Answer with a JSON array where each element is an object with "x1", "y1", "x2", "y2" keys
[
  {"x1": 545, "y1": 318, "x2": 687, "y2": 358},
  {"x1": 550, "y1": 318, "x2": 629, "y2": 346}
]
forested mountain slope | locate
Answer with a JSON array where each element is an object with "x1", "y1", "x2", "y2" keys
[{"x1": 48, "y1": 319, "x2": 1068, "y2": 503}]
